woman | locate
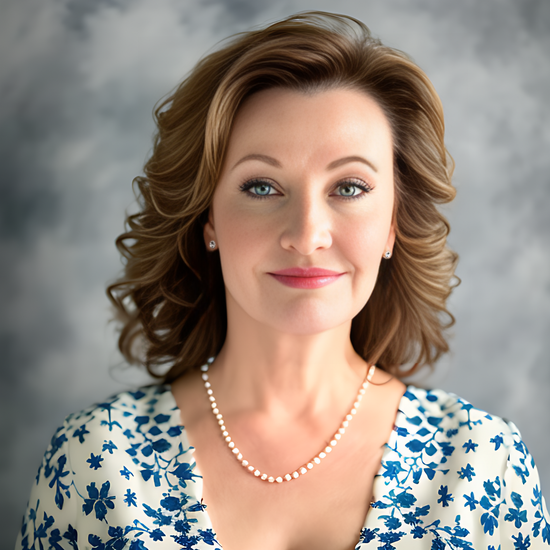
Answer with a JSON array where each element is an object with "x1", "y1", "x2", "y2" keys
[{"x1": 16, "y1": 11, "x2": 549, "y2": 550}]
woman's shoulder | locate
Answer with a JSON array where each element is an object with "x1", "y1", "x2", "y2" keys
[
  {"x1": 51, "y1": 383, "x2": 190, "y2": 478},
  {"x1": 363, "y1": 385, "x2": 550, "y2": 548},
  {"x1": 393, "y1": 385, "x2": 533, "y2": 481},
  {"x1": 34, "y1": 383, "x2": 192, "y2": 488},
  {"x1": 67, "y1": 383, "x2": 175, "y2": 419},
  {"x1": 399, "y1": 385, "x2": 521, "y2": 448},
  {"x1": 16, "y1": 384, "x2": 210, "y2": 550}
]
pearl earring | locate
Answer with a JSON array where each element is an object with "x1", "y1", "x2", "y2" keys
[
  {"x1": 209, "y1": 240, "x2": 216, "y2": 250},
  {"x1": 384, "y1": 251, "x2": 392, "y2": 259}
]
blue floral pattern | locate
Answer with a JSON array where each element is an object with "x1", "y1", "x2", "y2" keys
[{"x1": 16, "y1": 384, "x2": 550, "y2": 549}]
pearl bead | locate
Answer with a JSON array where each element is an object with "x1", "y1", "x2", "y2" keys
[
  {"x1": 261, "y1": 474, "x2": 268, "y2": 480},
  {"x1": 254, "y1": 470, "x2": 261, "y2": 477},
  {"x1": 209, "y1": 396, "x2": 216, "y2": 402},
  {"x1": 338, "y1": 428, "x2": 345, "y2": 434},
  {"x1": 248, "y1": 465, "x2": 255, "y2": 472},
  {"x1": 242, "y1": 460, "x2": 249, "y2": 467},
  {"x1": 346, "y1": 414, "x2": 353, "y2": 421},
  {"x1": 225, "y1": 436, "x2": 231, "y2": 442},
  {"x1": 237, "y1": 453, "x2": 243, "y2": 460},
  {"x1": 213, "y1": 408, "x2": 219, "y2": 414},
  {"x1": 210, "y1": 402, "x2": 217, "y2": 409},
  {"x1": 228, "y1": 442, "x2": 235, "y2": 449},
  {"x1": 276, "y1": 477, "x2": 283, "y2": 483},
  {"x1": 351, "y1": 408, "x2": 357, "y2": 415},
  {"x1": 300, "y1": 467, "x2": 308, "y2": 475},
  {"x1": 218, "y1": 419, "x2": 224, "y2": 426},
  {"x1": 205, "y1": 382, "x2": 211, "y2": 388},
  {"x1": 207, "y1": 389, "x2": 213, "y2": 395},
  {"x1": 292, "y1": 471, "x2": 300, "y2": 479},
  {"x1": 200, "y1": 365, "x2": 208, "y2": 372},
  {"x1": 325, "y1": 446, "x2": 332, "y2": 453},
  {"x1": 201, "y1": 373, "x2": 208, "y2": 380},
  {"x1": 222, "y1": 431, "x2": 228, "y2": 437},
  {"x1": 319, "y1": 452, "x2": 326, "y2": 459},
  {"x1": 268, "y1": 477, "x2": 275, "y2": 483},
  {"x1": 342, "y1": 421, "x2": 349, "y2": 428},
  {"x1": 314, "y1": 457, "x2": 321, "y2": 465},
  {"x1": 307, "y1": 463, "x2": 314, "y2": 469},
  {"x1": 216, "y1": 413, "x2": 223, "y2": 420},
  {"x1": 232, "y1": 448, "x2": 240, "y2": 455},
  {"x1": 330, "y1": 440, "x2": 337, "y2": 446},
  {"x1": 359, "y1": 388, "x2": 365, "y2": 395},
  {"x1": 284, "y1": 474, "x2": 292, "y2": 481},
  {"x1": 335, "y1": 433, "x2": 342, "y2": 440}
]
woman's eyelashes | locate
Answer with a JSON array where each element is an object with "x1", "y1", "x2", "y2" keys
[
  {"x1": 239, "y1": 179, "x2": 280, "y2": 199},
  {"x1": 238, "y1": 178, "x2": 373, "y2": 201},
  {"x1": 335, "y1": 180, "x2": 373, "y2": 200}
]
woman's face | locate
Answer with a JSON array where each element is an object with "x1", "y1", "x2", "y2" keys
[{"x1": 204, "y1": 86, "x2": 395, "y2": 335}]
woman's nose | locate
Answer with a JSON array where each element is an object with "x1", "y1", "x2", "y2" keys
[{"x1": 279, "y1": 192, "x2": 333, "y2": 255}]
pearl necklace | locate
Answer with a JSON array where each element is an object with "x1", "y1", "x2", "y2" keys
[{"x1": 200, "y1": 359, "x2": 376, "y2": 483}]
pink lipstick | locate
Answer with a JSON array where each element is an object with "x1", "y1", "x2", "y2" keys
[{"x1": 268, "y1": 267, "x2": 345, "y2": 289}]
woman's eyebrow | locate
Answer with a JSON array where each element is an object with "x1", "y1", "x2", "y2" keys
[
  {"x1": 231, "y1": 154, "x2": 282, "y2": 171},
  {"x1": 231, "y1": 153, "x2": 378, "y2": 173},
  {"x1": 326, "y1": 155, "x2": 378, "y2": 173}
]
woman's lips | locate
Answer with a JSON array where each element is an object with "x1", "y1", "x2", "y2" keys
[{"x1": 268, "y1": 267, "x2": 345, "y2": 289}]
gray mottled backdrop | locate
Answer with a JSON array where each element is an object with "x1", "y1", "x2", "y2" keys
[{"x1": 1, "y1": 0, "x2": 549, "y2": 546}]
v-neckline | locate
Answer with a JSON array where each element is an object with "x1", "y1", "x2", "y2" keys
[{"x1": 165, "y1": 382, "x2": 413, "y2": 549}]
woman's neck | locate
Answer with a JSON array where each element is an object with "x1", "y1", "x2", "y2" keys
[{"x1": 208, "y1": 312, "x2": 368, "y2": 422}]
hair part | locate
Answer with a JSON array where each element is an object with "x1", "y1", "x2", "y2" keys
[{"x1": 107, "y1": 11, "x2": 459, "y2": 382}]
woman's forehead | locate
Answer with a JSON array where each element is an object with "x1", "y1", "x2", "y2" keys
[{"x1": 223, "y1": 87, "x2": 393, "y2": 173}]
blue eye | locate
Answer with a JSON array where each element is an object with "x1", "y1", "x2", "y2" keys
[
  {"x1": 252, "y1": 183, "x2": 272, "y2": 195},
  {"x1": 239, "y1": 180, "x2": 278, "y2": 199},
  {"x1": 338, "y1": 184, "x2": 361, "y2": 197},
  {"x1": 239, "y1": 179, "x2": 372, "y2": 200},
  {"x1": 335, "y1": 181, "x2": 372, "y2": 200}
]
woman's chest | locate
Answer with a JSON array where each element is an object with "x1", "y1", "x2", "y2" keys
[
  {"x1": 196, "y1": 435, "x2": 385, "y2": 550},
  {"x1": 170, "y1": 371, "x2": 406, "y2": 549}
]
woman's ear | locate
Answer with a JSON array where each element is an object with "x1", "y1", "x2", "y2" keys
[
  {"x1": 385, "y1": 221, "x2": 396, "y2": 255},
  {"x1": 203, "y1": 208, "x2": 216, "y2": 249}
]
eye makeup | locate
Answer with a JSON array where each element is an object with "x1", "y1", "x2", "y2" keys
[{"x1": 238, "y1": 178, "x2": 373, "y2": 201}]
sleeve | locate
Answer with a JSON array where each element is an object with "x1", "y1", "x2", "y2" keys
[
  {"x1": 500, "y1": 421, "x2": 550, "y2": 548},
  {"x1": 15, "y1": 417, "x2": 79, "y2": 550}
]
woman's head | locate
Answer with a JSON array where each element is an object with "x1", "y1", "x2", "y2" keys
[
  {"x1": 205, "y1": 86, "x2": 396, "y2": 338},
  {"x1": 108, "y1": 11, "x2": 458, "y2": 381}
]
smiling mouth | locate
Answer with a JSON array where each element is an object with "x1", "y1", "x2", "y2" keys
[{"x1": 268, "y1": 267, "x2": 345, "y2": 289}]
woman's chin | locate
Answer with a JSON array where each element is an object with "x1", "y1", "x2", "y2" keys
[{"x1": 257, "y1": 305, "x2": 353, "y2": 336}]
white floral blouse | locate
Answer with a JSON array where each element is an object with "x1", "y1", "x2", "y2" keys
[{"x1": 15, "y1": 380, "x2": 550, "y2": 549}]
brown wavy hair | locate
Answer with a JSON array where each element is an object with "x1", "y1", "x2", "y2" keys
[{"x1": 107, "y1": 11, "x2": 458, "y2": 383}]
